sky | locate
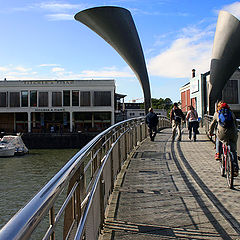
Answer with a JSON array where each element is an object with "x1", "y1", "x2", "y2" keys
[{"x1": 0, "y1": 1, "x2": 240, "y2": 103}]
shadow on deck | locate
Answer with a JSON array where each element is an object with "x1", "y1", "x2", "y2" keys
[{"x1": 100, "y1": 128, "x2": 240, "y2": 240}]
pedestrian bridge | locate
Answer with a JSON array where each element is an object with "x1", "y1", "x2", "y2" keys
[{"x1": 1, "y1": 116, "x2": 240, "y2": 240}]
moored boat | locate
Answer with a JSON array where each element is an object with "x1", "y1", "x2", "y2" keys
[
  {"x1": 0, "y1": 145, "x2": 15, "y2": 157},
  {"x1": 0, "y1": 135, "x2": 28, "y2": 157}
]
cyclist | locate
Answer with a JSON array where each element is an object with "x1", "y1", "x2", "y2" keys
[{"x1": 209, "y1": 101, "x2": 239, "y2": 176}]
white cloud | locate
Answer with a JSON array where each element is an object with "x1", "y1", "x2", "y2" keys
[
  {"x1": 46, "y1": 13, "x2": 73, "y2": 21},
  {"x1": 15, "y1": 66, "x2": 31, "y2": 72},
  {"x1": 38, "y1": 64, "x2": 60, "y2": 67},
  {"x1": 222, "y1": 2, "x2": 240, "y2": 19},
  {"x1": 0, "y1": 64, "x2": 134, "y2": 81},
  {"x1": 80, "y1": 67, "x2": 133, "y2": 78},
  {"x1": 11, "y1": 2, "x2": 88, "y2": 21},
  {"x1": 0, "y1": 66, "x2": 9, "y2": 72},
  {"x1": 148, "y1": 26, "x2": 213, "y2": 78},
  {"x1": 11, "y1": 2, "x2": 85, "y2": 13},
  {"x1": 52, "y1": 67, "x2": 65, "y2": 72},
  {"x1": 38, "y1": 2, "x2": 86, "y2": 12}
]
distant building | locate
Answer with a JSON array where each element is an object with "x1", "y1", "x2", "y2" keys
[
  {"x1": 180, "y1": 68, "x2": 240, "y2": 118},
  {"x1": 179, "y1": 82, "x2": 190, "y2": 113},
  {"x1": 122, "y1": 102, "x2": 167, "y2": 119},
  {"x1": 0, "y1": 79, "x2": 116, "y2": 133},
  {"x1": 125, "y1": 108, "x2": 166, "y2": 119},
  {"x1": 114, "y1": 93, "x2": 126, "y2": 123}
]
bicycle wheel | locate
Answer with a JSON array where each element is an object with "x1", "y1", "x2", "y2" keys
[
  {"x1": 226, "y1": 151, "x2": 234, "y2": 189},
  {"x1": 220, "y1": 155, "x2": 225, "y2": 177}
]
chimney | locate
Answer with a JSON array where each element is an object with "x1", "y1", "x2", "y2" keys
[{"x1": 192, "y1": 69, "x2": 196, "y2": 78}]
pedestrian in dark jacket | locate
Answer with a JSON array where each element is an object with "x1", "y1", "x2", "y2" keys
[
  {"x1": 146, "y1": 107, "x2": 159, "y2": 141},
  {"x1": 170, "y1": 103, "x2": 185, "y2": 141}
]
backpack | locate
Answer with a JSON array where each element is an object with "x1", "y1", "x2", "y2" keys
[
  {"x1": 173, "y1": 108, "x2": 182, "y2": 123},
  {"x1": 218, "y1": 108, "x2": 233, "y2": 128}
]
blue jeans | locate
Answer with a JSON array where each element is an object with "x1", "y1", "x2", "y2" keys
[
  {"x1": 188, "y1": 121, "x2": 198, "y2": 140},
  {"x1": 216, "y1": 137, "x2": 222, "y2": 155}
]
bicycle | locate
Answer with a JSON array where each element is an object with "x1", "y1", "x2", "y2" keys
[{"x1": 219, "y1": 142, "x2": 235, "y2": 189}]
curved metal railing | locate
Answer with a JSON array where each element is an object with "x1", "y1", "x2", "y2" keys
[{"x1": 0, "y1": 115, "x2": 171, "y2": 240}]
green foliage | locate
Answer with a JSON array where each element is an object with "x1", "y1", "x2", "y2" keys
[
  {"x1": 151, "y1": 98, "x2": 173, "y2": 111},
  {"x1": 140, "y1": 98, "x2": 173, "y2": 116}
]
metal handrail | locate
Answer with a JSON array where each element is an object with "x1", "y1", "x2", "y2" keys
[
  {"x1": 74, "y1": 122, "x2": 129, "y2": 240},
  {"x1": 0, "y1": 115, "x2": 171, "y2": 240}
]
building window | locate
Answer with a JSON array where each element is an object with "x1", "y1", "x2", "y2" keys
[
  {"x1": 52, "y1": 92, "x2": 62, "y2": 107},
  {"x1": 80, "y1": 91, "x2": 91, "y2": 106},
  {"x1": 0, "y1": 92, "x2": 7, "y2": 107},
  {"x1": 130, "y1": 113, "x2": 135, "y2": 116},
  {"x1": 10, "y1": 92, "x2": 20, "y2": 107},
  {"x1": 21, "y1": 91, "x2": 28, "y2": 107},
  {"x1": 39, "y1": 92, "x2": 48, "y2": 107},
  {"x1": 140, "y1": 113, "x2": 145, "y2": 116},
  {"x1": 72, "y1": 90, "x2": 79, "y2": 106},
  {"x1": 93, "y1": 91, "x2": 111, "y2": 106},
  {"x1": 222, "y1": 80, "x2": 238, "y2": 104},
  {"x1": 63, "y1": 91, "x2": 70, "y2": 106},
  {"x1": 30, "y1": 90, "x2": 37, "y2": 107}
]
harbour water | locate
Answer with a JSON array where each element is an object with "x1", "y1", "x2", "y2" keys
[{"x1": 0, "y1": 148, "x2": 79, "y2": 230}]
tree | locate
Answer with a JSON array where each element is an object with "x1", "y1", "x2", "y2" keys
[{"x1": 140, "y1": 98, "x2": 173, "y2": 115}]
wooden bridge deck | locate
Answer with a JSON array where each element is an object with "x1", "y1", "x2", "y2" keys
[{"x1": 100, "y1": 128, "x2": 240, "y2": 240}]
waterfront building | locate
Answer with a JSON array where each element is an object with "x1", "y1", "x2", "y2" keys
[
  {"x1": 0, "y1": 79, "x2": 116, "y2": 133},
  {"x1": 180, "y1": 69, "x2": 240, "y2": 118}
]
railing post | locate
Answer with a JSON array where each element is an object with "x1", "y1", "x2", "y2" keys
[
  {"x1": 99, "y1": 175, "x2": 105, "y2": 230},
  {"x1": 49, "y1": 207, "x2": 55, "y2": 240},
  {"x1": 118, "y1": 135, "x2": 121, "y2": 171},
  {"x1": 110, "y1": 150, "x2": 114, "y2": 192},
  {"x1": 135, "y1": 120, "x2": 137, "y2": 146},
  {"x1": 124, "y1": 126, "x2": 127, "y2": 160},
  {"x1": 63, "y1": 166, "x2": 83, "y2": 239}
]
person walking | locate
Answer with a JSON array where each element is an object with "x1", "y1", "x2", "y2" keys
[
  {"x1": 146, "y1": 107, "x2": 159, "y2": 141},
  {"x1": 170, "y1": 103, "x2": 185, "y2": 141},
  {"x1": 186, "y1": 105, "x2": 199, "y2": 142}
]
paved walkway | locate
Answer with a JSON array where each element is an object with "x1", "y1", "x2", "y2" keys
[{"x1": 101, "y1": 128, "x2": 240, "y2": 240}]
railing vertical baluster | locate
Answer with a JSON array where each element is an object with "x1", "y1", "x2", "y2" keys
[
  {"x1": 99, "y1": 175, "x2": 105, "y2": 231},
  {"x1": 118, "y1": 135, "x2": 121, "y2": 171},
  {"x1": 49, "y1": 207, "x2": 55, "y2": 240},
  {"x1": 124, "y1": 125, "x2": 127, "y2": 159},
  {"x1": 110, "y1": 150, "x2": 114, "y2": 192},
  {"x1": 135, "y1": 121, "x2": 137, "y2": 146},
  {"x1": 90, "y1": 151, "x2": 94, "y2": 179},
  {"x1": 75, "y1": 179, "x2": 81, "y2": 224}
]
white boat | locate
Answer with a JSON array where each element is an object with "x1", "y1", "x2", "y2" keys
[
  {"x1": 0, "y1": 145, "x2": 15, "y2": 157},
  {"x1": 0, "y1": 135, "x2": 28, "y2": 157}
]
